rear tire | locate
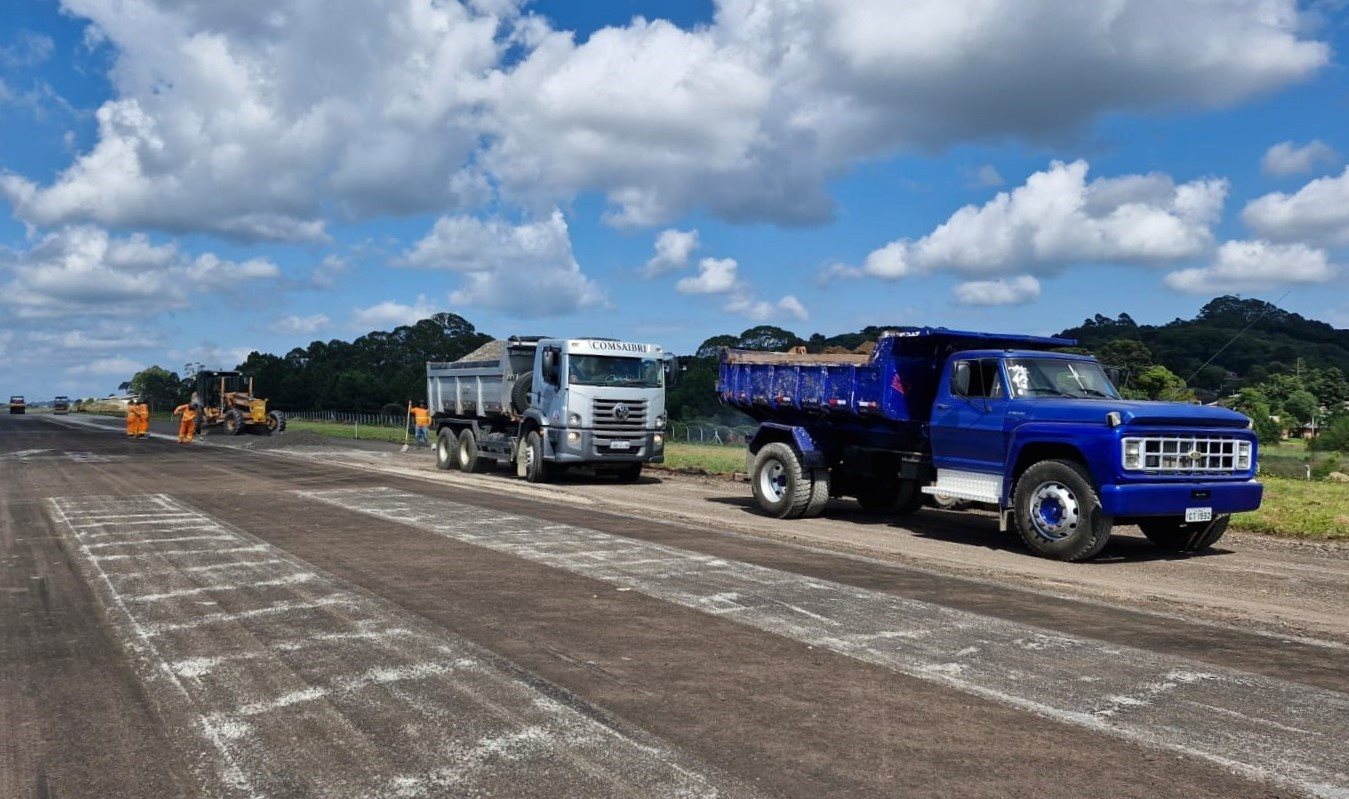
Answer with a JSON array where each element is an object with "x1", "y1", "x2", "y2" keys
[
  {"x1": 1013, "y1": 460, "x2": 1112, "y2": 561},
  {"x1": 750, "y1": 443, "x2": 813, "y2": 519},
  {"x1": 802, "y1": 467, "x2": 831, "y2": 518},
  {"x1": 1139, "y1": 515, "x2": 1229, "y2": 552},
  {"x1": 435, "y1": 429, "x2": 454, "y2": 470},
  {"x1": 267, "y1": 410, "x2": 286, "y2": 433},
  {"x1": 456, "y1": 428, "x2": 491, "y2": 473}
]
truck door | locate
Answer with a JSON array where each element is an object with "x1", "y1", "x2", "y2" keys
[
  {"x1": 930, "y1": 358, "x2": 1009, "y2": 474},
  {"x1": 535, "y1": 346, "x2": 562, "y2": 416}
]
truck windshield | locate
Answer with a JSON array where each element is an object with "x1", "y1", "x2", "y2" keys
[
  {"x1": 568, "y1": 355, "x2": 664, "y2": 388},
  {"x1": 1005, "y1": 359, "x2": 1120, "y2": 400}
]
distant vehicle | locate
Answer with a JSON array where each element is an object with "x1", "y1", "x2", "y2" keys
[
  {"x1": 427, "y1": 336, "x2": 675, "y2": 482},
  {"x1": 53, "y1": 396, "x2": 70, "y2": 415},
  {"x1": 718, "y1": 327, "x2": 1261, "y2": 561},
  {"x1": 8, "y1": 395, "x2": 24, "y2": 414}
]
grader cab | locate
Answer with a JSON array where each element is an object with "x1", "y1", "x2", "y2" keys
[{"x1": 193, "y1": 371, "x2": 286, "y2": 435}]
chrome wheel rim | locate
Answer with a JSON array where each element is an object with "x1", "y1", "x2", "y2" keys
[
  {"x1": 758, "y1": 459, "x2": 788, "y2": 502},
  {"x1": 1029, "y1": 481, "x2": 1079, "y2": 541},
  {"x1": 437, "y1": 438, "x2": 449, "y2": 464},
  {"x1": 525, "y1": 438, "x2": 537, "y2": 473}
]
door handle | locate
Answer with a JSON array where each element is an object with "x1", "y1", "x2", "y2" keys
[{"x1": 935, "y1": 403, "x2": 951, "y2": 410}]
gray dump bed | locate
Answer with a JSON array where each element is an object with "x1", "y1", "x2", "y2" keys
[{"x1": 427, "y1": 340, "x2": 538, "y2": 419}]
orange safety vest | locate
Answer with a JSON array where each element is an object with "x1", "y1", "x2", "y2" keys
[
  {"x1": 173, "y1": 403, "x2": 198, "y2": 422},
  {"x1": 412, "y1": 407, "x2": 431, "y2": 427},
  {"x1": 135, "y1": 403, "x2": 150, "y2": 419}
]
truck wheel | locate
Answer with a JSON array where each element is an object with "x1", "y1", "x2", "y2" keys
[
  {"x1": 224, "y1": 410, "x2": 245, "y2": 435},
  {"x1": 435, "y1": 429, "x2": 455, "y2": 470},
  {"x1": 894, "y1": 479, "x2": 923, "y2": 515},
  {"x1": 456, "y1": 429, "x2": 491, "y2": 473},
  {"x1": 801, "y1": 468, "x2": 831, "y2": 518},
  {"x1": 1012, "y1": 460, "x2": 1112, "y2": 561},
  {"x1": 612, "y1": 463, "x2": 643, "y2": 483},
  {"x1": 511, "y1": 374, "x2": 533, "y2": 416},
  {"x1": 267, "y1": 410, "x2": 285, "y2": 433},
  {"x1": 751, "y1": 443, "x2": 813, "y2": 519},
  {"x1": 1139, "y1": 515, "x2": 1230, "y2": 553},
  {"x1": 523, "y1": 430, "x2": 551, "y2": 483}
]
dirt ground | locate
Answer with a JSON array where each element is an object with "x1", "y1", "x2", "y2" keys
[{"x1": 7, "y1": 413, "x2": 1346, "y2": 799}]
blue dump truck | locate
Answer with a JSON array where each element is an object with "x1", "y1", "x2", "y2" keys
[{"x1": 718, "y1": 328, "x2": 1262, "y2": 561}]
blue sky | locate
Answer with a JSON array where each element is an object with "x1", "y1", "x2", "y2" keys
[{"x1": 2, "y1": 0, "x2": 1349, "y2": 400}]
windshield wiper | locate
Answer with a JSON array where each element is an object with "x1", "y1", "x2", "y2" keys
[{"x1": 1024, "y1": 387, "x2": 1076, "y2": 398}]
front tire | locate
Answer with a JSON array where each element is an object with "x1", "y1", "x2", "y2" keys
[
  {"x1": 1013, "y1": 460, "x2": 1112, "y2": 561},
  {"x1": 435, "y1": 429, "x2": 454, "y2": 470},
  {"x1": 1139, "y1": 515, "x2": 1229, "y2": 553},
  {"x1": 224, "y1": 410, "x2": 245, "y2": 436},
  {"x1": 750, "y1": 443, "x2": 814, "y2": 519},
  {"x1": 522, "y1": 430, "x2": 551, "y2": 483}
]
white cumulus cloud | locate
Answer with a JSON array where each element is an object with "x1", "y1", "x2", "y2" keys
[
  {"x1": 270, "y1": 314, "x2": 330, "y2": 335},
  {"x1": 0, "y1": 225, "x2": 281, "y2": 319},
  {"x1": 844, "y1": 161, "x2": 1225, "y2": 280},
  {"x1": 953, "y1": 275, "x2": 1042, "y2": 306},
  {"x1": 1261, "y1": 140, "x2": 1339, "y2": 176},
  {"x1": 1163, "y1": 240, "x2": 1337, "y2": 294},
  {"x1": 1242, "y1": 167, "x2": 1349, "y2": 246},
  {"x1": 675, "y1": 257, "x2": 740, "y2": 295},
  {"x1": 0, "y1": 0, "x2": 1328, "y2": 236},
  {"x1": 641, "y1": 228, "x2": 700, "y2": 277},
  {"x1": 351, "y1": 295, "x2": 439, "y2": 330},
  {"x1": 399, "y1": 208, "x2": 604, "y2": 316},
  {"x1": 725, "y1": 294, "x2": 809, "y2": 323}
]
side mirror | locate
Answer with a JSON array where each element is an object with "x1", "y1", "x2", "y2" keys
[
  {"x1": 1104, "y1": 366, "x2": 1126, "y2": 390},
  {"x1": 664, "y1": 357, "x2": 680, "y2": 388},
  {"x1": 951, "y1": 362, "x2": 971, "y2": 396},
  {"x1": 542, "y1": 349, "x2": 560, "y2": 386}
]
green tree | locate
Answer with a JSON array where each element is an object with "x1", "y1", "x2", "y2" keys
[
  {"x1": 1131, "y1": 365, "x2": 1195, "y2": 402},
  {"x1": 1282, "y1": 389, "x2": 1319, "y2": 430},
  {"x1": 1231, "y1": 388, "x2": 1282, "y2": 445},
  {"x1": 129, "y1": 366, "x2": 187, "y2": 411},
  {"x1": 1310, "y1": 415, "x2": 1349, "y2": 454}
]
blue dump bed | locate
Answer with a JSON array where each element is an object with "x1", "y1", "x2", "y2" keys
[{"x1": 717, "y1": 327, "x2": 1074, "y2": 438}]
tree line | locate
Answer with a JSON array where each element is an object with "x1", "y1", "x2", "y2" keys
[{"x1": 118, "y1": 296, "x2": 1349, "y2": 453}]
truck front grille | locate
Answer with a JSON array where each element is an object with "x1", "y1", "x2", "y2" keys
[
  {"x1": 1121, "y1": 435, "x2": 1250, "y2": 475},
  {"x1": 593, "y1": 398, "x2": 648, "y2": 431}
]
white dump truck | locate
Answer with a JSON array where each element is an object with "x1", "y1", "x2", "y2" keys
[{"x1": 427, "y1": 336, "x2": 675, "y2": 482}]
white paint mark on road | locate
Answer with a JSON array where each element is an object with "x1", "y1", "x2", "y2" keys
[
  {"x1": 305, "y1": 486, "x2": 1349, "y2": 799},
  {"x1": 49, "y1": 494, "x2": 754, "y2": 799}
]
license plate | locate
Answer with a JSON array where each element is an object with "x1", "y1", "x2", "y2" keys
[
  {"x1": 1185, "y1": 507, "x2": 1212, "y2": 523},
  {"x1": 609, "y1": 440, "x2": 631, "y2": 451}
]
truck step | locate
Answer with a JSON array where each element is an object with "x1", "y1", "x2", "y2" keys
[{"x1": 921, "y1": 469, "x2": 1001, "y2": 504}]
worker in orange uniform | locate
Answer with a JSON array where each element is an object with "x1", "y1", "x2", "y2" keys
[
  {"x1": 134, "y1": 398, "x2": 151, "y2": 438},
  {"x1": 412, "y1": 401, "x2": 432, "y2": 447},
  {"x1": 125, "y1": 397, "x2": 139, "y2": 438},
  {"x1": 172, "y1": 401, "x2": 199, "y2": 444}
]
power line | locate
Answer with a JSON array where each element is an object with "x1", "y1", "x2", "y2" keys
[{"x1": 1184, "y1": 291, "x2": 1291, "y2": 386}]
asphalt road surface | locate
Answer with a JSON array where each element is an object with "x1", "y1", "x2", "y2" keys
[{"x1": 4, "y1": 412, "x2": 1347, "y2": 799}]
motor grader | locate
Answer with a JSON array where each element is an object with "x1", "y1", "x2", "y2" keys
[{"x1": 192, "y1": 370, "x2": 286, "y2": 435}]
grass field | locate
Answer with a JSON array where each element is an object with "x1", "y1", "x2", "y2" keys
[{"x1": 286, "y1": 418, "x2": 409, "y2": 443}]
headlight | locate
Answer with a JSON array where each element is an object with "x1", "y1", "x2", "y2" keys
[
  {"x1": 568, "y1": 412, "x2": 582, "y2": 427},
  {"x1": 1236, "y1": 441, "x2": 1252, "y2": 470},
  {"x1": 655, "y1": 412, "x2": 667, "y2": 429},
  {"x1": 567, "y1": 431, "x2": 580, "y2": 444},
  {"x1": 1122, "y1": 439, "x2": 1142, "y2": 470},
  {"x1": 653, "y1": 433, "x2": 663, "y2": 447}
]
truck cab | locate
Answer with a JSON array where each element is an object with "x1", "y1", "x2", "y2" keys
[
  {"x1": 53, "y1": 396, "x2": 70, "y2": 415},
  {"x1": 927, "y1": 349, "x2": 1260, "y2": 559},
  {"x1": 9, "y1": 395, "x2": 25, "y2": 414}
]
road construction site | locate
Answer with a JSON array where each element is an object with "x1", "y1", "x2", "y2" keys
[{"x1": 5, "y1": 411, "x2": 1348, "y2": 799}]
